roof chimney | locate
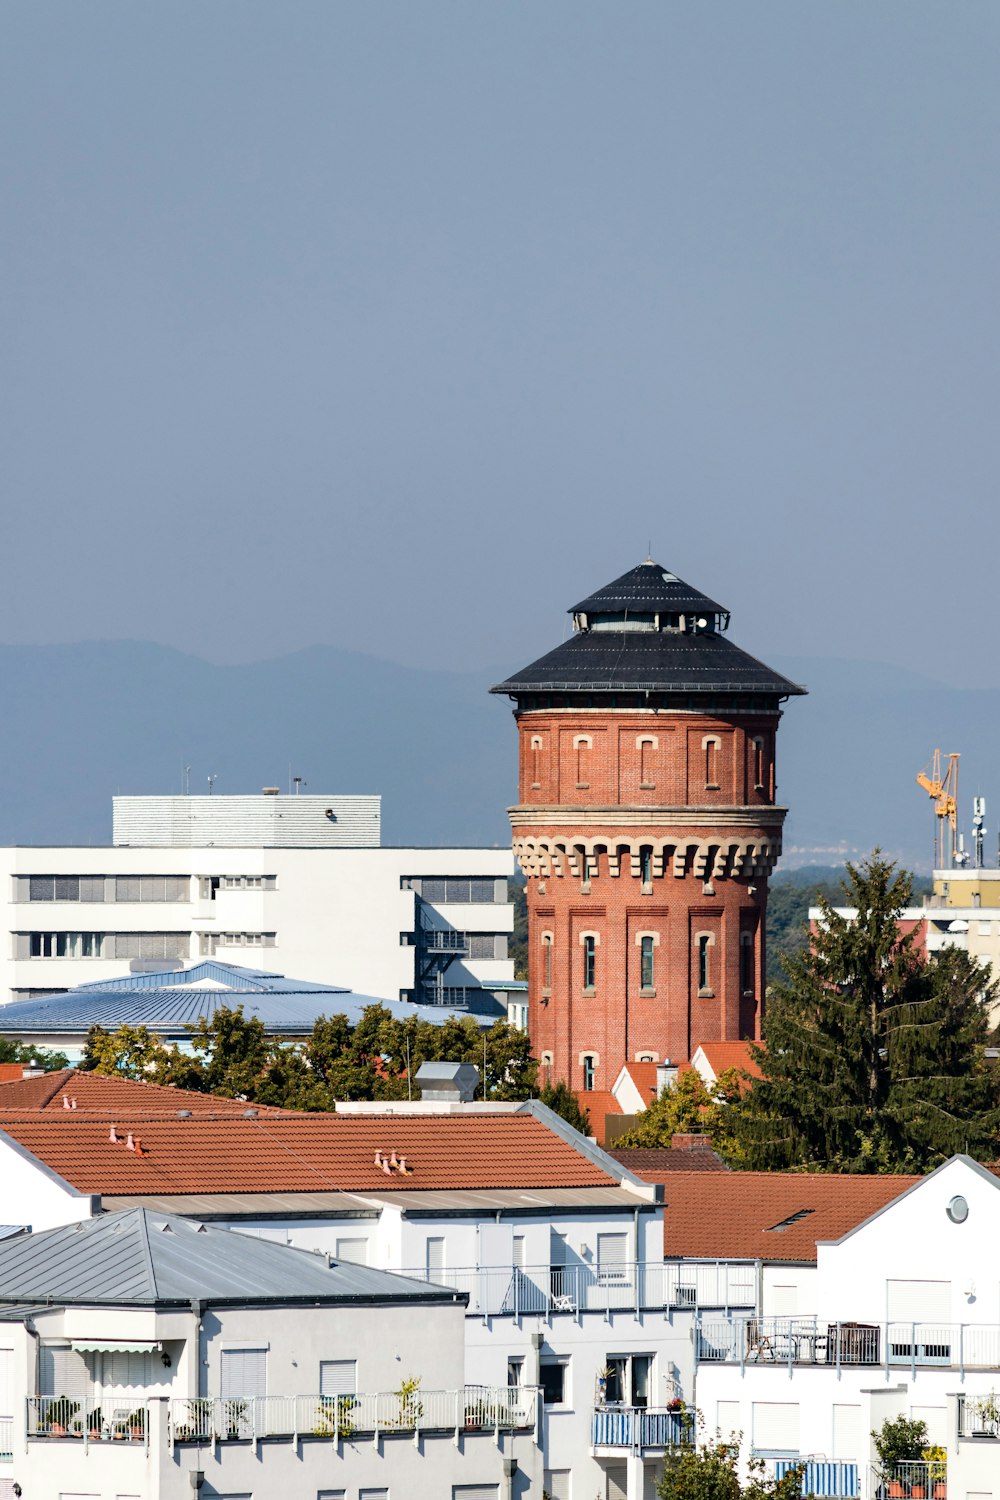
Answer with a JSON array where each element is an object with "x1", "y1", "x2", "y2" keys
[
  {"x1": 655, "y1": 1059, "x2": 679, "y2": 1096},
  {"x1": 415, "y1": 1061, "x2": 480, "y2": 1104},
  {"x1": 671, "y1": 1133, "x2": 712, "y2": 1151}
]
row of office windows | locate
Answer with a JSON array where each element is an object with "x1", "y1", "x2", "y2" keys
[
  {"x1": 401, "y1": 877, "x2": 508, "y2": 904},
  {"x1": 540, "y1": 930, "x2": 756, "y2": 997},
  {"x1": 16, "y1": 874, "x2": 277, "y2": 902},
  {"x1": 15, "y1": 930, "x2": 276, "y2": 959}
]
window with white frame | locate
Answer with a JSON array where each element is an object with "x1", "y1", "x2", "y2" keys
[{"x1": 539, "y1": 1360, "x2": 568, "y2": 1406}]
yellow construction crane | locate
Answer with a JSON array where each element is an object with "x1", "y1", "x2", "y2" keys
[{"x1": 916, "y1": 749, "x2": 959, "y2": 869}]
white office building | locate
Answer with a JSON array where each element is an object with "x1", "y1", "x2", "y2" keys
[{"x1": 0, "y1": 793, "x2": 523, "y2": 1022}]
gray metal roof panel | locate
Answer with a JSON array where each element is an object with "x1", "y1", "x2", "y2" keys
[
  {"x1": 0, "y1": 1209, "x2": 462, "y2": 1306},
  {"x1": 0, "y1": 988, "x2": 470, "y2": 1035}
]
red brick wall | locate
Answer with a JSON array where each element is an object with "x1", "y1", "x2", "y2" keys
[{"x1": 514, "y1": 708, "x2": 782, "y2": 1092}]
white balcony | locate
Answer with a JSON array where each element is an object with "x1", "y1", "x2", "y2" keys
[
  {"x1": 168, "y1": 1385, "x2": 536, "y2": 1444},
  {"x1": 397, "y1": 1260, "x2": 755, "y2": 1318},
  {"x1": 697, "y1": 1316, "x2": 1000, "y2": 1374}
]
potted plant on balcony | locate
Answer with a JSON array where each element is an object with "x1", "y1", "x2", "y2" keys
[
  {"x1": 394, "y1": 1375, "x2": 422, "y2": 1429},
  {"x1": 313, "y1": 1393, "x2": 356, "y2": 1439},
  {"x1": 922, "y1": 1444, "x2": 946, "y2": 1499},
  {"x1": 86, "y1": 1406, "x2": 103, "y2": 1441},
  {"x1": 970, "y1": 1392, "x2": 1000, "y2": 1437},
  {"x1": 128, "y1": 1408, "x2": 146, "y2": 1441},
  {"x1": 48, "y1": 1395, "x2": 79, "y2": 1438},
  {"x1": 223, "y1": 1397, "x2": 249, "y2": 1441},
  {"x1": 873, "y1": 1414, "x2": 928, "y2": 1499}
]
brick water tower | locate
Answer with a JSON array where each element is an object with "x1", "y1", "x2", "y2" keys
[{"x1": 491, "y1": 560, "x2": 805, "y2": 1093}]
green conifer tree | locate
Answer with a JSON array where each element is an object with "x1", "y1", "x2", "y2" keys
[{"x1": 729, "y1": 852, "x2": 999, "y2": 1172}]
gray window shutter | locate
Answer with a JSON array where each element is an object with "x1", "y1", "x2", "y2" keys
[
  {"x1": 319, "y1": 1361, "x2": 357, "y2": 1397},
  {"x1": 220, "y1": 1347, "x2": 267, "y2": 1400},
  {"x1": 39, "y1": 1345, "x2": 89, "y2": 1400}
]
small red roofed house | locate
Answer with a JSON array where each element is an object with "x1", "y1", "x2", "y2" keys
[{"x1": 689, "y1": 1041, "x2": 763, "y2": 1089}]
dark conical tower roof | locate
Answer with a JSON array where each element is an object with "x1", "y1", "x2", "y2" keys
[
  {"x1": 571, "y1": 559, "x2": 726, "y2": 619},
  {"x1": 491, "y1": 559, "x2": 806, "y2": 700}
]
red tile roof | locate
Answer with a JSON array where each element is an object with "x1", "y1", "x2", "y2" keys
[
  {"x1": 610, "y1": 1146, "x2": 729, "y2": 1176},
  {"x1": 0, "y1": 1111, "x2": 620, "y2": 1197},
  {"x1": 658, "y1": 1170, "x2": 919, "y2": 1263},
  {"x1": 579, "y1": 1091, "x2": 623, "y2": 1145},
  {"x1": 620, "y1": 1062, "x2": 660, "y2": 1100},
  {"x1": 0, "y1": 1065, "x2": 25, "y2": 1084},
  {"x1": 0, "y1": 1070, "x2": 289, "y2": 1115},
  {"x1": 695, "y1": 1042, "x2": 763, "y2": 1081}
]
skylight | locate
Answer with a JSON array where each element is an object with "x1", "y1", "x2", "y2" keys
[{"x1": 766, "y1": 1208, "x2": 815, "y2": 1233}]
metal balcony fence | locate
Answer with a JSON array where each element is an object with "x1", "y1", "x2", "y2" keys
[
  {"x1": 591, "y1": 1405, "x2": 689, "y2": 1451},
  {"x1": 772, "y1": 1461, "x2": 860, "y2": 1497},
  {"x1": 957, "y1": 1391, "x2": 1000, "y2": 1438},
  {"x1": 27, "y1": 1395, "x2": 149, "y2": 1446},
  {"x1": 869, "y1": 1462, "x2": 946, "y2": 1499},
  {"x1": 169, "y1": 1385, "x2": 536, "y2": 1443},
  {"x1": 697, "y1": 1316, "x2": 1000, "y2": 1375},
  {"x1": 397, "y1": 1260, "x2": 755, "y2": 1318}
]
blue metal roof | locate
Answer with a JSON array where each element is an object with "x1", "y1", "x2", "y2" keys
[
  {"x1": 74, "y1": 961, "x2": 345, "y2": 995},
  {"x1": 0, "y1": 963, "x2": 475, "y2": 1037}
]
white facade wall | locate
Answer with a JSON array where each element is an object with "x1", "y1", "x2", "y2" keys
[
  {"x1": 695, "y1": 1159, "x2": 1000, "y2": 1500},
  {"x1": 0, "y1": 1294, "x2": 543, "y2": 1500},
  {"x1": 0, "y1": 843, "x2": 514, "y2": 1006}
]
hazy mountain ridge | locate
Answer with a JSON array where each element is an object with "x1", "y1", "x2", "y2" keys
[{"x1": 0, "y1": 641, "x2": 991, "y2": 869}]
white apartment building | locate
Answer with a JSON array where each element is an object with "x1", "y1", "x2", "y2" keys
[
  {"x1": 0, "y1": 793, "x2": 521, "y2": 1023},
  {"x1": 0, "y1": 1206, "x2": 541, "y2": 1500},
  {"x1": 694, "y1": 1155, "x2": 1000, "y2": 1500},
  {"x1": 0, "y1": 1080, "x2": 721, "y2": 1500}
]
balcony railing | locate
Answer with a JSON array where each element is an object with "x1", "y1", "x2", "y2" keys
[
  {"x1": 772, "y1": 1461, "x2": 860, "y2": 1497},
  {"x1": 397, "y1": 1261, "x2": 755, "y2": 1318},
  {"x1": 592, "y1": 1405, "x2": 689, "y2": 1452},
  {"x1": 957, "y1": 1392, "x2": 1000, "y2": 1438},
  {"x1": 0, "y1": 1416, "x2": 11, "y2": 1461},
  {"x1": 27, "y1": 1395, "x2": 149, "y2": 1445},
  {"x1": 868, "y1": 1462, "x2": 946, "y2": 1499},
  {"x1": 697, "y1": 1317, "x2": 1000, "y2": 1374},
  {"x1": 169, "y1": 1385, "x2": 536, "y2": 1443}
]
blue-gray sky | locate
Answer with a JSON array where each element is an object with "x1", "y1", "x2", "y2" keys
[{"x1": 3, "y1": 3, "x2": 998, "y2": 685}]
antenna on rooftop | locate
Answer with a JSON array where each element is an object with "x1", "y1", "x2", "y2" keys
[
  {"x1": 183, "y1": 765, "x2": 191, "y2": 797},
  {"x1": 207, "y1": 774, "x2": 217, "y2": 796}
]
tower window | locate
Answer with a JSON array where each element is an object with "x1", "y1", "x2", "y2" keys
[
  {"x1": 640, "y1": 847, "x2": 652, "y2": 886},
  {"x1": 582, "y1": 934, "x2": 596, "y2": 990},
  {"x1": 704, "y1": 738, "x2": 720, "y2": 790},
  {"x1": 530, "y1": 734, "x2": 542, "y2": 789},
  {"x1": 697, "y1": 933, "x2": 712, "y2": 993},
  {"x1": 741, "y1": 931, "x2": 754, "y2": 996},
  {"x1": 582, "y1": 1055, "x2": 595, "y2": 1091},
  {"x1": 640, "y1": 935, "x2": 655, "y2": 991},
  {"x1": 752, "y1": 736, "x2": 765, "y2": 791},
  {"x1": 541, "y1": 932, "x2": 553, "y2": 993},
  {"x1": 574, "y1": 735, "x2": 592, "y2": 789}
]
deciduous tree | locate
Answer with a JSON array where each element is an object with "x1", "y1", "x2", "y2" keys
[{"x1": 729, "y1": 853, "x2": 999, "y2": 1172}]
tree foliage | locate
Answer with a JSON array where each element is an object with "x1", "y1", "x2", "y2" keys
[
  {"x1": 612, "y1": 1067, "x2": 742, "y2": 1159},
  {"x1": 729, "y1": 852, "x2": 999, "y2": 1172},
  {"x1": 79, "y1": 1004, "x2": 538, "y2": 1110},
  {"x1": 0, "y1": 1038, "x2": 70, "y2": 1072},
  {"x1": 537, "y1": 1079, "x2": 592, "y2": 1136},
  {"x1": 658, "y1": 1429, "x2": 802, "y2": 1500}
]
